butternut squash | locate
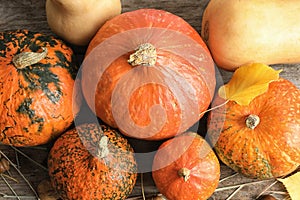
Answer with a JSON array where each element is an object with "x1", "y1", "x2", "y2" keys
[
  {"x1": 201, "y1": 0, "x2": 300, "y2": 71},
  {"x1": 46, "y1": 0, "x2": 121, "y2": 46}
]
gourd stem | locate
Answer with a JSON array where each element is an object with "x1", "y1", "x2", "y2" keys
[
  {"x1": 97, "y1": 135, "x2": 109, "y2": 159},
  {"x1": 178, "y1": 168, "x2": 191, "y2": 182},
  {"x1": 128, "y1": 43, "x2": 157, "y2": 66},
  {"x1": 245, "y1": 114, "x2": 260, "y2": 129},
  {"x1": 13, "y1": 47, "x2": 48, "y2": 69}
]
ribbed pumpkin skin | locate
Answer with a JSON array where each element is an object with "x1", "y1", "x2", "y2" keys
[
  {"x1": 86, "y1": 9, "x2": 210, "y2": 55},
  {"x1": 152, "y1": 132, "x2": 220, "y2": 200},
  {"x1": 0, "y1": 29, "x2": 78, "y2": 146},
  {"x1": 48, "y1": 123, "x2": 138, "y2": 200},
  {"x1": 82, "y1": 9, "x2": 215, "y2": 140},
  {"x1": 208, "y1": 79, "x2": 300, "y2": 179}
]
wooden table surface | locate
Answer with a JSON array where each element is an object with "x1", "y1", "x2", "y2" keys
[{"x1": 0, "y1": 0, "x2": 299, "y2": 200}]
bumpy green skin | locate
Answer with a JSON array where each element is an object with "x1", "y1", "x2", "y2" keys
[
  {"x1": 0, "y1": 29, "x2": 78, "y2": 146},
  {"x1": 48, "y1": 123, "x2": 138, "y2": 200}
]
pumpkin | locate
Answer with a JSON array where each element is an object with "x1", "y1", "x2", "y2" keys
[
  {"x1": 0, "y1": 29, "x2": 79, "y2": 147},
  {"x1": 48, "y1": 123, "x2": 138, "y2": 200},
  {"x1": 152, "y1": 132, "x2": 220, "y2": 200},
  {"x1": 207, "y1": 64, "x2": 300, "y2": 179},
  {"x1": 201, "y1": 0, "x2": 300, "y2": 71},
  {"x1": 46, "y1": 0, "x2": 122, "y2": 46},
  {"x1": 81, "y1": 9, "x2": 216, "y2": 140}
]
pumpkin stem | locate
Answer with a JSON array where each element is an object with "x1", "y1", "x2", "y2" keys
[
  {"x1": 97, "y1": 135, "x2": 109, "y2": 159},
  {"x1": 178, "y1": 168, "x2": 191, "y2": 182},
  {"x1": 13, "y1": 47, "x2": 48, "y2": 69},
  {"x1": 128, "y1": 43, "x2": 157, "y2": 66},
  {"x1": 245, "y1": 114, "x2": 260, "y2": 129}
]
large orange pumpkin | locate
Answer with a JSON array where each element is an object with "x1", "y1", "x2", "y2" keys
[
  {"x1": 81, "y1": 9, "x2": 215, "y2": 140},
  {"x1": 48, "y1": 123, "x2": 138, "y2": 200},
  {"x1": 207, "y1": 78, "x2": 300, "y2": 179},
  {"x1": 152, "y1": 132, "x2": 220, "y2": 200},
  {"x1": 0, "y1": 29, "x2": 79, "y2": 146}
]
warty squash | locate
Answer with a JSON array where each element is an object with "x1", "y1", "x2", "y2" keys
[
  {"x1": 48, "y1": 123, "x2": 138, "y2": 200},
  {"x1": 0, "y1": 29, "x2": 79, "y2": 146},
  {"x1": 201, "y1": 0, "x2": 300, "y2": 70}
]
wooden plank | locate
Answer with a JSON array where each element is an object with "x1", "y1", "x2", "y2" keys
[{"x1": 0, "y1": 0, "x2": 298, "y2": 200}]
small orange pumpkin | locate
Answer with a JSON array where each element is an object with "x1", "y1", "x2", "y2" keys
[
  {"x1": 81, "y1": 9, "x2": 215, "y2": 140},
  {"x1": 152, "y1": 132, "x2": 220, "y2": 200},
  {"x1": 0, "y1": 29, "x2": 78, "y2": 146},
  {"x1": 208, "y1": 78, "x2": 300, "y2": 179},
  {"x1": 48, "y1": 123, "x2": 138, "y2": 200}
]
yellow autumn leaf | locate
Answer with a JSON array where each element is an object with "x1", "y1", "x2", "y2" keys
[
  {"x1": 218, "y1": 63, "x2": 282, "y2": 105},
  {"x1": 278, "y1": 171, "x2": 300, "y2": 200}
]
